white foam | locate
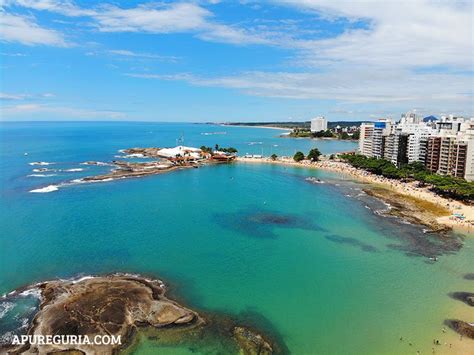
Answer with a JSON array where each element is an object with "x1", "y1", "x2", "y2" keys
[
  {"x1": 27, "y1": 174, "x2": 57, "y2": 178},
  {"x1": 29, "y1": 161, "x2": 55, "y2": 166},
  {"x1": 80, "y1": 161, "x2": 111, "y2": 166},
  {"x1": 29, "y1": 185, "x2": 59, "y2": 193},
  {"x1": 0, "y1": 301, "x2": 14, "y2": 319},
  {"x1": 18, "y1": 288, "x2": 42, "y2": 299},
  {"x1": 63, "y1": 168, "x2": 84, "y2": 172},
  {"x1": 32, "y1": 168, "x2": 54, "y2": 172}
]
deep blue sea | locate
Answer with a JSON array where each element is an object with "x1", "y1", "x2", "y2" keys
[{"x1": 0, "y1": 122, "x2": 473, "y2": 354}]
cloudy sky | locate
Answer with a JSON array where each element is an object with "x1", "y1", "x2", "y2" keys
[{"x1": 0, "y1": 0, "x2": 472, "y2": 122}]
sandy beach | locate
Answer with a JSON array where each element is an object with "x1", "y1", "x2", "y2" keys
[{"x1": 237, "y1": 156, "x2": 474, "y2": 233}]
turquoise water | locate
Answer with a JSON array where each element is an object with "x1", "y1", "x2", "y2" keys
[{"x1": 0, "y1": 122, "x2": 473, "y2": 354}]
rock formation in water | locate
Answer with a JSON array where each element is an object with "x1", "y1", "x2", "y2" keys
[
  {"x1": 444, "y1": 319, "x2": 474, "y2": 339},
  {"x1": 3, "y1": 274, "x2": 276, "y2": 355},
  {"x1": 233, "y1": 326, "x2": 273, "y2": 354},
  {"x1": 449, "y1": 291, "x2": 474, "y2": 306},
  {"x1": 6, "y1": 275, "x2": 200, "y2": 354}
]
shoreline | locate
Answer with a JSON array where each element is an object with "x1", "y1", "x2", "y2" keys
[
  {"x1": 236, "y1": 157, "x2": 474, "y2": 233},
  {"x1": 219, "y1": 123, "x2": 292, "y2": 132}
]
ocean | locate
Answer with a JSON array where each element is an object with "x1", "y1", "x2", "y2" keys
[{"x1": 0, "y1": 121, "x2": 473, "y2": 354}]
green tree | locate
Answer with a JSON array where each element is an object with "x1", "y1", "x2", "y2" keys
[
  {"x1": 307, "y1": 148, "x2": 321, "y2": 162},
  {"x1": 293, "y1": 151, "x2": 305, "y2": 162},
  {"x1": 271, "y1": 153, "x2": 278, "y2": 161}
]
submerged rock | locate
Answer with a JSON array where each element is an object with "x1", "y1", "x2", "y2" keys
[
  {"x1": 449, "y1": 292, "x2": 474, "y2": 306},
  {"x1": 444, "y1": 319, "x2": 474, "y2": 339},
  {"x1": 233, "y1": 326, "x2": 273, "y2": 355}
]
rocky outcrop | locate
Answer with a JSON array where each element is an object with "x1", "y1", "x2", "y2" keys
[
  {"x1": 122, "y1": 147, "x2": 162, "y2": 158},
  {"x1": 81, "y1": 161, "x2": 180, "y2": 182},
  {"x1": 3, "y1": 275, "x2": 278, "y2": 354},
  {"x1": 449, "y1": 292, "x2": 474, "y2": 306},
  {"x1": 6, "y1": 275, "x2": 201, "y2": 354},
  {"x1": 444, "y1": 319, "x2": 474, "y2": 339},
  {"x1": 233, "y1": 326, "x2": 273, "y2": 355}
]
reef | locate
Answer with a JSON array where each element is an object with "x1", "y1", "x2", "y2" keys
[
  {"x1": 364, "y1": 186, "x2": 450, "y2": 233},
  {"x1": 2, "y1": 274, "x2": 276, "y2": 354},
  {"x1": 233, "y1": 326, "x2": 273, "y2": 354}
]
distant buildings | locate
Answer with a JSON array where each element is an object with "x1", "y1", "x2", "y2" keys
[
  {"x1": 310, "y1": 116, "x2": 327, "y2": 132},
  {"x1": 358, "y1": 112, "x2": 474, "y2": 181}
]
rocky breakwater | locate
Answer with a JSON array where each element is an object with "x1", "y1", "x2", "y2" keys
[
  {"x1": 81, "y1": 161, "x2": 179, "y2": 182},
  {"x1": 121, "y1": 147, "x2": 162, "y2": 158},
  {"x1": 2, "y1": 274, "x2": 275, "y2": 354}
]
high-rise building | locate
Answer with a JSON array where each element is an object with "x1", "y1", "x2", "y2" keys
[
  {"x1": 371, "y1": 119, "x2": 392, "y2": 159},
  {"x1": 357, "y1": 114, "x2": 473, "y2": 181},
  {"x1": 310, "y1": 116, "x2": 327, "y2": 132},
  {"x1": 426, "y1": 137, "x2": 442, "y2": 173},
  {"x1": 358, "y1": 123, "x2": 374, "y2": 156}
]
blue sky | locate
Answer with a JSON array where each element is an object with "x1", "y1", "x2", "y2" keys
[{"x1": 0, "y1": 0, "x2": 472, "y2": 122}]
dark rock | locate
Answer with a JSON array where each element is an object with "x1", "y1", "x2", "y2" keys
[
  {"x1": 444, "y1": 319, "x2": 474, "y2": 339},
  {"x1": 233, "y1": 326, "x2": 273, "y2": 355}
]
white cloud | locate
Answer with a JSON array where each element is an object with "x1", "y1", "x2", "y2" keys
[
  {"x1": 107, "y1": 49, "x2": 179, "y2": 62},
  {"x1": 93, "y1": 2, "x2": 272, "y2": 45},
  {"x1": 126, "y1": 69, "x2": 472, "y2": 113},
  {"x1": 94, "y1": 3, "x2": 209, "y2": 33},
  {"x1": 1, "y1": 103, "x2": 126, "y2": 119},
  {"x1": 276, "y1": 0, "x2": 473, "y2": 70},
  {"x1": 0, "y1": 92, "x2": 29, "y2": 100},
  {"x1": 0, "y1": 11, "x2": 68, "y2": 46},
  {"x1": 5, "y1": 0, "x2": 94, "y2": 16},
  {"x1": 0, "y1": 51, "x2": 27, "y2": 56},
  {"x1": 0, "y1": 92, "x2": 56, "y2": 99}
]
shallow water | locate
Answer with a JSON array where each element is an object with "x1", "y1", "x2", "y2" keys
[{"x1": 0, "y1": 122, "x2": 473, "y2": 354}]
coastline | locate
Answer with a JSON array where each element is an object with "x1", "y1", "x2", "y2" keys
[
  {"x1": 219, "y1": 123, "x2": 292, "y2": 132},
  {"x1": 236, "y1": 157, "x2": 474, "y2": 233}
]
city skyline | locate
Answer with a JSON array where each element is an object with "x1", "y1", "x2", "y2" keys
[{"x1": 0, "y1": 0, "x2": 473, "y2": 122}]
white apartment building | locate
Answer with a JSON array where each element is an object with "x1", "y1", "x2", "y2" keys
[
  {"x1": 310, "y1": 116, "x2": 327, "y2": 132},
  {"x1": 358, "y1": 122, "x2": 374, "y2": 156},
  {"x1": 397, "y1": 123, "x2": 435, "y2": 164},
  {"x1": 358, "y1": 114, "x2": 474, "y2": 181},
  {"x1": 371, "y1": 119, "x2": 392, "y2": 159}
]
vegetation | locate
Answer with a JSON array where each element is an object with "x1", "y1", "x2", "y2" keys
[
  {"x1": 289, "y1": 128, "x2": 359, "y2": 140},
  {"x1": 307, "y1": 148, "x2": 322, "y2": 162},
  {"x1": 200, "y1": 146, "x2": 213, "y2": 153},
  {"x1": 288, "y1": 129, "x2": 313, "y2": 138},
  {"x1": 200, "y1": 145, "x2": 238, "y2": 154},
  {"x1": 313, "y1": 129, "x2": 335, "y2": 138},
  {"x1": 340, "y1": 154, "x2": 474, "y2": 202},
  {"x1": 271, "y1": 153, "x2": 278, "y2": 161},
  {"x1": 293, "y1": 151, "x2": 305, "y2": 162},
  {"x1": 219, "y1": 147, "x2": 238, "y2": 153}
]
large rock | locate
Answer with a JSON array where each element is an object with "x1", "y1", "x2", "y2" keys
[{"x1": 7, "y1": 275, "x2": 201, "y2": 354}]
